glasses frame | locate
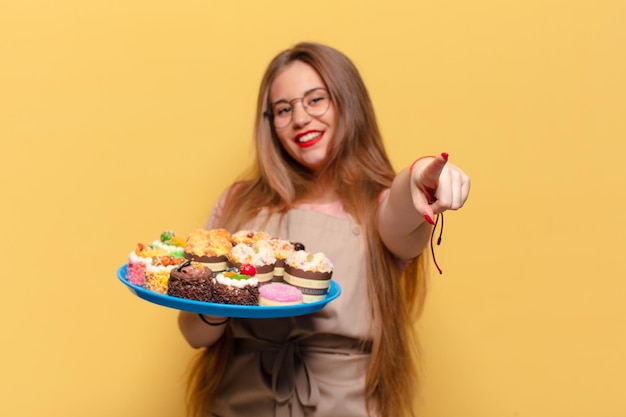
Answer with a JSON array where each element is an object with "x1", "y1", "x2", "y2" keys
[{"x1": 263, "y1": 87, "x2": 331, "y2": 128}]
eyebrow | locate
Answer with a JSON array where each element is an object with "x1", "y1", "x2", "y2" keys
[{"x1": 270, "y1": 87, "x2": 326, "y2": 106}]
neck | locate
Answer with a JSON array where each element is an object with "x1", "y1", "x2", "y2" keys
[{"x1": 297, "y1": 180, "x2": 339, "y2": 204}]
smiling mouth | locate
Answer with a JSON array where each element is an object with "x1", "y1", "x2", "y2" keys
[{"x1": 296, "y1": 131, "x2": 323, "y2": 145}]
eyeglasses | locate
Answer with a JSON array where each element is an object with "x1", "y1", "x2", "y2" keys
[{"x1": 264, "y1": 88, "x2": 331, "y2": 128}]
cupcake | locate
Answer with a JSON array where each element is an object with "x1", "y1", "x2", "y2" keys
[
  {"x1": 184, "y1": 228, "x2": 233, "y2": 273},
  {"x1": 266, "y1": 239, "x2": 304, "y2": 282},
  {"x1": 283, "y1": 251, "x2": 334, "y2": 303},
  {"x1": 126, "y1": 243, "x2": 164, "y2": 286},
  {"x1": 149, "y1": 230, "x2": 185, "y2": 258},
  {"x1": 167, "y1": 260, "x2": 214, "y2": 302},
  {"x1": 258, "y1": 283, "x2": 303, "y2": 306},
  {"x1": 231, "y1": 230, "x2": 271, "y2": 246},
  {"x1": 227, "y1": 242, "x2": 277, "y2": 285},
  {"x1": 210, "y1": 266, "x2": 259, "y2": 305},
  {"x1": 144, "y1": 255, "x2": 185, "y2": 294}
]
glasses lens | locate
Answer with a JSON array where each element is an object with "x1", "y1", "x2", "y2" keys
[
  {"x1": 271, "y1": 102, "x2": 292, "y2": 128},
  {"x1": 303, "y1": 88, "x2": 330, "y2": 117}
]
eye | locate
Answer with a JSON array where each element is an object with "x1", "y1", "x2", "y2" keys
[
  {"x1": 274, "y1": 104, "x2": 292, "y2": 117},
  {"x1": 306, "y1": 90, "x2": 328, "y2": 107}
]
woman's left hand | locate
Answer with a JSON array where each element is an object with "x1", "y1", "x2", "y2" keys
[{"x1": 409, "y1": 153, "x2": 471, "y2": 224}]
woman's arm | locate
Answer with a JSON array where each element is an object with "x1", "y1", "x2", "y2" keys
[
  {"x1": 178, "y1": 312, "x2": 229, "y2": 348},
  {"x1": 177, "y1": 187, "x2": 234, "y2": 348},
  {"x1": 378, "y1": 153, "x2": 470, "y2": 260}
]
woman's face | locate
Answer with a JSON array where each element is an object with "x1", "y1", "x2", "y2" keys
[{"x1": 269, "y1": 61, "x2": 337, "y2": 173}]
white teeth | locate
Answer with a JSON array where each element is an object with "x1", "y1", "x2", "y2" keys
[{"x1": 297, "y1": 132, "x2": 321, "y2": 143}]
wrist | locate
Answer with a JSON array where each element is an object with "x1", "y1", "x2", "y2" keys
[{"x1": 198, "y1": 314, "x2": 230, "y2": 326}]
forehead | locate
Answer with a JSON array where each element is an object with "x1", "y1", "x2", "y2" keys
[{"x1": 269, "y1": 61, "x2": 326, "y2": 101}]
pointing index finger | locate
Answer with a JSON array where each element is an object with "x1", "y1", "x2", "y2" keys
[{"x1": 419, "y1": 152, "x2": 449, "y2": 190}]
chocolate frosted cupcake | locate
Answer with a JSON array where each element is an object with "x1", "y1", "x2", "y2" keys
[
  {"x1": 167, "y1": 261, "x2": 214, "y2": 302},
  {"x1": 283, "y1": 251, "x2": 334, "y2": 303},
  {"x1": 184, "y1": 228, "x2": 233, "y2": 273},
  {"x1": 227, "y1": 242, "x2": 276, "y2": 285},
  {"x1": 210, "y1": 268, "x2": 259, "y2": 305}
]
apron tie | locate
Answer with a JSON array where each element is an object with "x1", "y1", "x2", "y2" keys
[
  {"x1": 235, "y1": 336, "x2": 371, "y2": 417},
  {"x1": 271, "y1": 339, "x2": 320, "y2": 417}
]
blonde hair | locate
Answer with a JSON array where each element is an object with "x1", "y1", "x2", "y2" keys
[{"x1": 186, "y1": 42, "x2": 427, "y2": 417}]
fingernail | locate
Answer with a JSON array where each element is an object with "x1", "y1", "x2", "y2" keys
[
  {"x1": 424, "y1": 214, "x2": 435, "y2": 225},
  {"x1": 441, "y1": 152, "x2": 449, "y2": 160}
]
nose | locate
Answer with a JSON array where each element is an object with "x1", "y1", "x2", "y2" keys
[{"x1": 291, "y1": 100, "x2": 311, "y2": 127}]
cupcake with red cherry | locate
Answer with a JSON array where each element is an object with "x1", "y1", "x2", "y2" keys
[
  {"x1": 227, "y1": 242, "x2": 277, "y2": 285},
  {"x1": 210, "y1": 264, "x2": 259, "y2": 305}
]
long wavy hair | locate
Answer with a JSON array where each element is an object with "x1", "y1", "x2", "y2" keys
[{"x1": 185, "y1": 42, "x2": 428, "y2": 417}]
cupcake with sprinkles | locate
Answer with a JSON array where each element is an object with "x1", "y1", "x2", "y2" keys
[
  {"x1": 150, "y1": 230, "x2": 185, "y2": 258},
  {"x1": 144, "y1": 255, "x2": 185, "y2": 294}
]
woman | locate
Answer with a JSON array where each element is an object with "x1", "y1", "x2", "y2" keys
[{"x1": 177, "y1": 42, "x2": 470, "y2": 417}]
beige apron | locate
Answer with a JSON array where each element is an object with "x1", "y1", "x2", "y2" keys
[{"x1": 211, "y1": 208, "x2": 375, "y2": 417}]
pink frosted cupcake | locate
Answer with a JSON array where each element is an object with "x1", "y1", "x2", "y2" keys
[
  {"x1": 283, "y1": 251, "x2": 334, "y2": 303},
  {"x1": 126, "y1": 243, "x2": 164, "y2": 286},
  {"x1": 259, "y1": 283, "x2": 303, "y2": 306}
]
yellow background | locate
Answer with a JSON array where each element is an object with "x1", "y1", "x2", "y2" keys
[{"x1": 1, "y1": 1, "x2": 625, "y2": 416}]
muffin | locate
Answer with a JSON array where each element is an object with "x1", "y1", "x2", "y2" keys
[
  {"x1": 231, "y1": 230, "x2": 271, "y2": 246},
  {"x1": 283, "y1": 251, "x2": 334, "y2": 303},
  {"x1": 266, "y1": 239, "x2": 304, "y2": 282},
  {"x1": 184, "y1": 228, "x2": 233, "y2": 273}
]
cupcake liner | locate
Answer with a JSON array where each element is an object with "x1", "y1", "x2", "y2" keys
[
  {"x1": 126, "y1": 262, "x2": 147, "y2": 286},
  {"x1": 283, "y1": 265, "x2": 332, "y2": 303},
  {"x1": 272, "y1": 259, "x2": 286, "y2": 282},
  {"x1": 185, "y1": 253, "x2": 228, "y2": 273}
]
